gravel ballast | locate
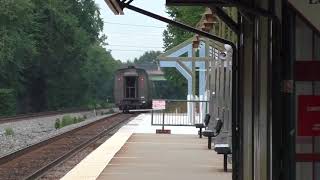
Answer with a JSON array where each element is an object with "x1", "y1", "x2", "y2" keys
[{"x1": 0, "y1": 109, "x2": 117, "y2": 157}]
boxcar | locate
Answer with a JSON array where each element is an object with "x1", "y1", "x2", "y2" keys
[{"x1": 114, "y1": 66, "x2": 152, "y2": 112}]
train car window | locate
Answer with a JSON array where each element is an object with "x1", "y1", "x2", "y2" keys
[{"x1": 125, "y1": 76, "x2": 137, "y2": 98}]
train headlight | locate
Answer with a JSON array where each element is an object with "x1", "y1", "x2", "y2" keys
[{"x1": 142, "y1": 101, "x2": 146, "y2": 104}]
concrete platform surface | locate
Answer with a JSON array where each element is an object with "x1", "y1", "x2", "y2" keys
[{"x1": 98, "y1": 133, "x2": 232, "y2": 180}]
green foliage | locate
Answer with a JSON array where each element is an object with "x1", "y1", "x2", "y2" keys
[
  {"x1": 101, "y1": 102, "x2": 115, "y2": 109},
  {"x1": 0, "y1": 0, "x2": 119, "y2": 113},
  {"x1": 5, "y1": 128, "x2": 14, "y2": 136},
  {"x1": 81, "y1": 44, "x2": 120, "y2": 108},
  {"x1": 133, "y1": 51, "x2": 162, "y2": 64},
  {"x1": 55, "y1": 115, "x2": 85, "y2": 129},
  {"x1": 61, "y1": 115, "x2": 73, "y2": 127},
  {"x1": 0, "y1": 89, "x2": 16, "y2": 116},
  {"x1": 163, "y1": 7, "x2": 205, "y2": 50},
  {"x1": 55, "y1": 118, "x2": 60, "y2": 129}
]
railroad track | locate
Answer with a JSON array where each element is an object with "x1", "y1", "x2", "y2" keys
[
  {"x1": 0, "y1": 113, "x2": 137, "y2": 180},
  {"x1": 0, "y1": 108, "x2": 114, "y2": 124}
]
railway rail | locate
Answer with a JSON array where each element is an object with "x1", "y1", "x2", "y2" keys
[
  {"x1": 0, "y1": 107, "x2": 114, "y2": 124},
  {"x1": 0, "y1": 113, "x2": 137, "y2": 180}
]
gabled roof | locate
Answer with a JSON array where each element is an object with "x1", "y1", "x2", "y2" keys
[{"x1": 158, "y1": 37, "x2": 225, "y2": 60}]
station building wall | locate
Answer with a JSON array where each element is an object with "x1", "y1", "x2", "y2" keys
[{"x1": 294, "y1": 14, "x2": 320, "y2": 180}]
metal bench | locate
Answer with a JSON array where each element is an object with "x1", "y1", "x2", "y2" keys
[
  {"x1": 197, "y1": 116, "x2": 230, "y2": 172},
  {"x1": 202, "y1": 118, "x2": 223, "y2": 149},
  {"x1": 194, "y1": 114, "x2": 210, "y2": 138},
  {"x1": 214, "y1": 144, "x2": 231, "y2": 172}
]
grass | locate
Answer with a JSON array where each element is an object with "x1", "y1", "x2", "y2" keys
[
  {"x1": 54, "y1": 108, "x2": 115, "y2": 130},
  {"x1": 55, "y1": 115, "x2": 86, "y2": 129},
  {"x1": 5, "y1": 128, "x2": 14, "y2": 136}
]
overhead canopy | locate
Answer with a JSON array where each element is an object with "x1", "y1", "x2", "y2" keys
[
  {"x1": 105, "y1": 0, "x2": 124, "y2": 15},
  {"x1": 288, "y1": 0, "x2": 320, "y2": 32},
  {"x1": 166, "y1": 0, "x2": 233, "y2": 6}
]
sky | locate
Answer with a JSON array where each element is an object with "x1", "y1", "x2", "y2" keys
[{"x1": 94, "y1": 0, "x2": 170, "y2": 62}]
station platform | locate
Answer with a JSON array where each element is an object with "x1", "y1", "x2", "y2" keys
[{"x1": 61, "y1": 114, "x2": 232, "y2": 180}]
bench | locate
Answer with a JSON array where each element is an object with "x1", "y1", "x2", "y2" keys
[
  {"x1": 214, "y1": 144, "x2": 231, "y2": 172},
  {"x1": 197, "y1": 116, "x2": 231, "y2": 172},
  {"x1": 202, "y1": 117, "x2": 223, "y2": 149},
  {"x1": 194, "y1": 114, "x2": 211, "y2": 138}
]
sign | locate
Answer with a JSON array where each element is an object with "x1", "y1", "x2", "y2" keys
[
  {"x1": 298, "y1": 95, "x2": 320, "y2": 136},
  {"x1": 152, "y1": 100, "x2": 166, "y2": 110},
  {"x1": 289, "y1": 0, "x2": 320, "y2": 32}
]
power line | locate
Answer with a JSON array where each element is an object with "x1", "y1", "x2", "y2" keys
[
  {"x1": 108, "y1": 33, "x2": 163, "y2": 38},
  {"x1": 104, "y1": 21, "x2": 166, "y2": 29},
  {"x1": 107, "y1": 32, "x2": 163, "y2": 35},
  {"x1": 107, "y1": 49, "x2": 147, "y2": 52},
  {"x1": 106, "y1": 44, "x2": 163, "y2": 48},
  {"x1": 107, "y1": 49, "x2": 163, "y2": 52}
]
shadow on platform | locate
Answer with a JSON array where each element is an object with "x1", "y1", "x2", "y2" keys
[{"x1": 98, "y1": 133, "x2": 232, "y2": 180}]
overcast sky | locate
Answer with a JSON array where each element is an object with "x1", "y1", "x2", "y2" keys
[{"x1": 95, "y1": 0, "x2": 170, "y2": 62}]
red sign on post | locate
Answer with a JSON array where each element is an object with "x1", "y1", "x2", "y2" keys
[
  {"x1": 298, "y1": 95, "x2": 320, "y2": 136},
  {"x1": 152, "y1": 100, "x2": 166, "y2": 110}
]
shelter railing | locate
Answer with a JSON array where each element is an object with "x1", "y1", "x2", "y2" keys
[{"x1": 151, "y1": 99, "x2": 209, "y2": 126}]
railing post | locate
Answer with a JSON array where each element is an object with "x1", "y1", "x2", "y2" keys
[
  {"x1": 192, "y1": 101, "x2": 195, "y2": 125},
  {"x1": 162, "y1": 109, "x2": 165, "y2": 131},
  {"x1": 151, "y1": 109, "x2": 153, "y2": 125}
]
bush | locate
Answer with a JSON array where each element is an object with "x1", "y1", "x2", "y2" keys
[
  {"x1": 73, "y1": 117, "x2": 78, "y2": 124},
  {"x1": 101, "y1": 102, "x2": 115, "y2": 109},
  {"x1": 5, "y1": 128, "x2": 14, "y2": 136},
  {"x1": 55, "y1": 118, "x2": 60, "y2": 129},
  {"x1": 55, "y1": 115, "x2": 86, "y2": 129},
  {"x1": 95, "y1": 104, "x2": 101, "y2": 109},
  {"x1": 0, "y1": 89, "x2": 16, "y2": 116},
  {"x1": 87, "y1": 104, "x2": 95, "y2": 110},
  {"x1": 78, "y1": 117, "x2": 85, "y2": 122},
  {"x1": 61, "y1": 115, "x2": 74, "y2": 127}
]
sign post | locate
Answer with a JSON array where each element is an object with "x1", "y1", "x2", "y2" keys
[{"x1": 152, "y1": 100, "x2": 171, "y2": 134}]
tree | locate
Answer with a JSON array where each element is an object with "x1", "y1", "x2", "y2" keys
[
  {"x1": 82, "y1": 44, "x2": 121, "y2": 106},
  {"x1": 133, "y1": 51, "x2": 162, "y2": 64},
  {"x1": 0, "y1": 0, "x2": 120, "y2": 114},
  {"x1": 0, "y1": 0, "x2": 37, "y2": 113},
  {"x1": 163, "y1": 7, "x2": 205, "y2": 50}
]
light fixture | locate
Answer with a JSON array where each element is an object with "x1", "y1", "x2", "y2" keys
[
  {"x1": 192, "y1": 35, "x2": 200, "y2": 49},
  {"x1": 204, "y1": 8, "x2": 217, "y2": 23},
  {"x1": 203, "y1": 20, "x2": 214, "y2": 32},
  {"x1": 219, "y1": 52, "x2": 227, "y2": 60}
]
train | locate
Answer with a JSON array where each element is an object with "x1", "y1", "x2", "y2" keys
[{"x1": 114, "y1": 66, "x2": 152, "y2": 112}]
